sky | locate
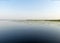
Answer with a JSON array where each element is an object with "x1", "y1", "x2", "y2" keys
[{"x1": 0, "y1": 0, "x2": 60, "y2": 19}]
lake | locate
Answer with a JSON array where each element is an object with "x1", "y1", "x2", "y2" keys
[{"x1": 0, "y1": 21, "x2": 60, "y2": 43}]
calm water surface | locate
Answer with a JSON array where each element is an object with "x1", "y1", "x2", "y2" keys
[{"x1": 0, "y1": 21, "x2": 60, "y2": 43}]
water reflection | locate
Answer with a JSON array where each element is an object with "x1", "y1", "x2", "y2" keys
[{"x1": 0, "y1": 21, "x2": 60, "y2": 43}]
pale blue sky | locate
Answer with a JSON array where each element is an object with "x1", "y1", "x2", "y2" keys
[{"x1": 0, "y1": 0, "x2": 60, "y2": 19}]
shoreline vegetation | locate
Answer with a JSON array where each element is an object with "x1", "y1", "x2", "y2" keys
[{"x1": 0, "y1": 19, "x2": 60, "y2": 22}]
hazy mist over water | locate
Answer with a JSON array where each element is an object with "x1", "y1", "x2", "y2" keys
[
  {"x1": 0, "y1": 21, "x2": 60, "y2": 43},
  {"x1": 0, "y1": 0, "x2": 60, "y2": 43}
]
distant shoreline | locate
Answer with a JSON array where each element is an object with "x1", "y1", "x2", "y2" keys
[{"x1": 0, "y1": 19, "x2": 60, "y2": 22}]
